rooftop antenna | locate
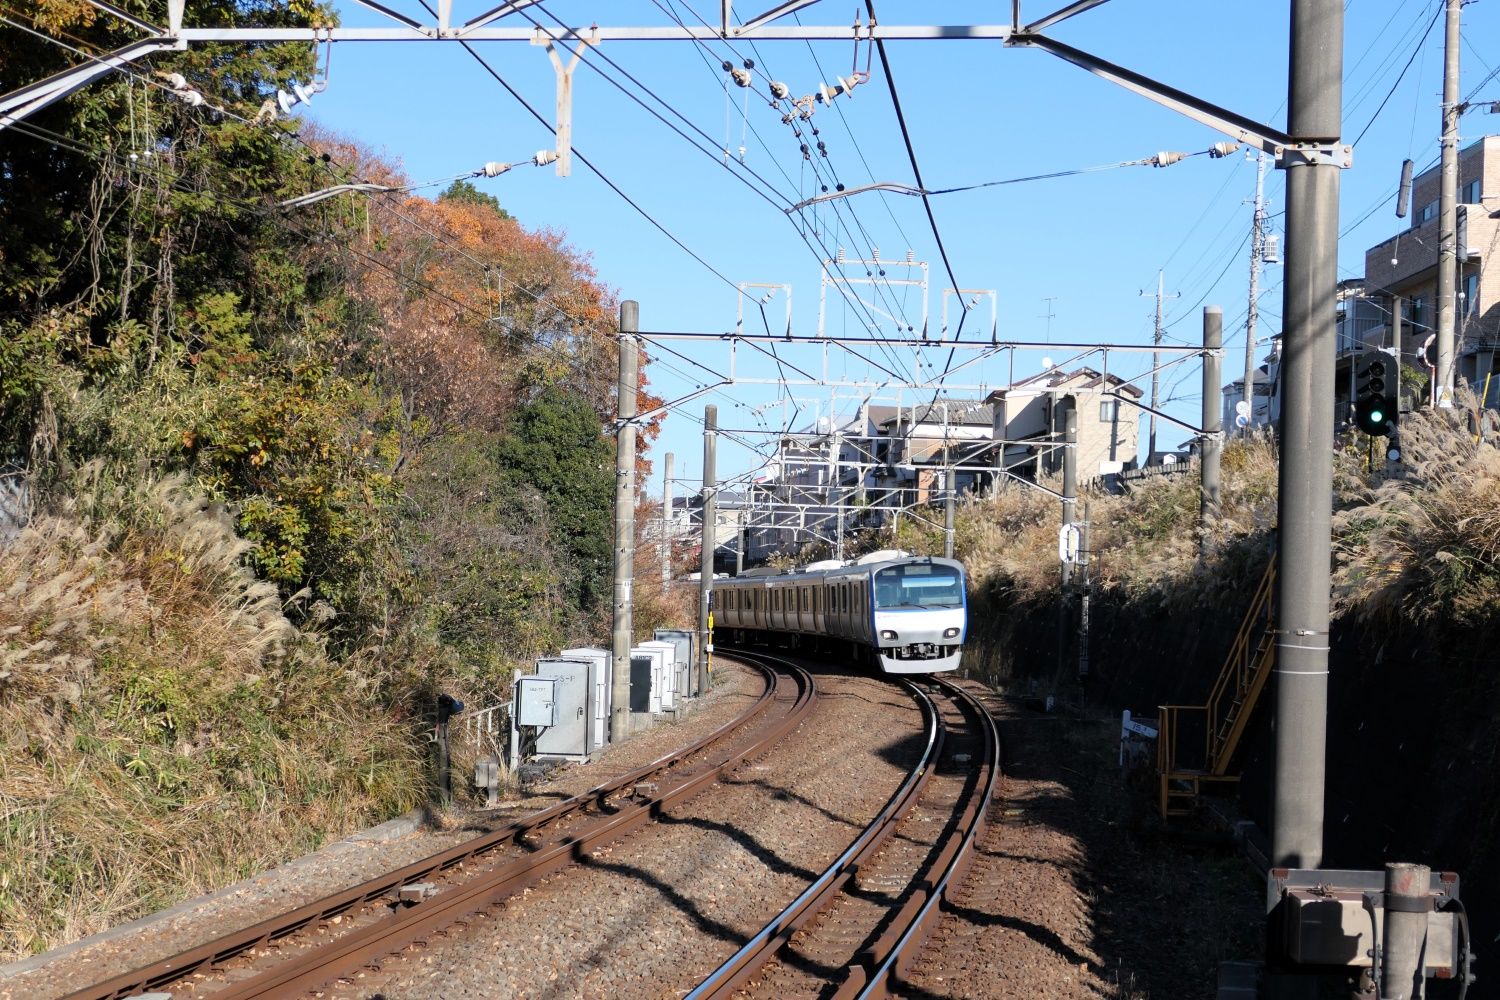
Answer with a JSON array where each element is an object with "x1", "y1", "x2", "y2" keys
[{"x1": 1040, "y1": 296, "x2": 1058, "y2": 340}]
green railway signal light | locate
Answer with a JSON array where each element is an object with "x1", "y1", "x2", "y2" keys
[{"x1": 1354, "y1": 351, "x2": 1398, "y2": 437}]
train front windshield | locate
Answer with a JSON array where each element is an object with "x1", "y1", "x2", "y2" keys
[{"x1": 873, "y1": 564, "x2": 964, "y2": 609}]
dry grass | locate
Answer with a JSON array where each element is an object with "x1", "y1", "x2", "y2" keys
[
  {"x1": 0, "y1": 468, "x2": 425, "y2": 959},
  {"x1": 949, "y1": 434, "x2": 1280, "y2": 606},
  {"x1": 1333, "y1": 387, "x2": 1500, "y2": 623}
]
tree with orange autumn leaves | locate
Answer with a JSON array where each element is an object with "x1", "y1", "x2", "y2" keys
[{"x1": 300, "y1": 125, "x2": 666, "y2": 478}]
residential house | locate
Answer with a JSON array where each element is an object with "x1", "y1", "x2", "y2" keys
[
  {"x1": 1362, "y1": 133, "x2": 1500, "y2": 403},
  {"x1": 986, "y1": 367, "x2": 1143, "y2": 482}
]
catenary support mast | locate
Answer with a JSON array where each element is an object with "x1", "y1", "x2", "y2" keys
[{"x1": 1271, "y1": 0, "x2": 1342, "y2": 872}]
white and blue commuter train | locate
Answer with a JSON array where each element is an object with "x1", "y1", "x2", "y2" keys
[{"x1": 715, "y1": 551, "x2": 967, "y2": 674}]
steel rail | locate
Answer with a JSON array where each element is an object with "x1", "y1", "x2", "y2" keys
[
  {"x1": 201, "y1": 661, "x2": 817, "y2": 1000},
  {"x1": 686, "y1": 677, "x2": 943, "y2": 1000},
  {"x1": 67, "y1": 655, "x2": 805, "y2": 1000},
  {"x1": 841, "y1": 676, "x2": 1001, "y2": 998}
]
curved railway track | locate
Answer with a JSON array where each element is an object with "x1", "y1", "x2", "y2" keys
[
  {"x1": 65, "y1": 653, "x2": 815, "y2": 1000},
  {"x1": 690, "y1": 671, "x2": 1000, "y2": 999}
]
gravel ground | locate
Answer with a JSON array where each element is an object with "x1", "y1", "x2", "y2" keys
[
  {"x1": 897, "y1": 682, "x2": 1262, "y2": 999},
  {"x1": 320, "y1": 668, "x2": 927, "y2": 1000},
  {"x1": 0, "y1": 662, "x2": 764, "y2": 1000},
  {"x1": 743, "y1": 679, "x2": 984, "y2": 999}
]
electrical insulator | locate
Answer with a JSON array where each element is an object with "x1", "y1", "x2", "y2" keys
[
  {"x1": 835, "y1": 247, "x2": 847, "y2": 264},
  {"x1": 731, "y1": 67, "x2": 752, "y2": 88},
  {"x1": 533, "y1": 150, "x2": 558, "y2": 166},
  {"x1": 769, "y1": 81, "x2": 790, "y2": 100},
  {"x1": 1208, "y1": 141, "x2": 1240, "y2": 158},
  {"x1": 482, "y1": 162, "x2": 513, "y2": 177},
  {"x1": 1151, "y1": 150, "x2": 1187, "y2": 168}
]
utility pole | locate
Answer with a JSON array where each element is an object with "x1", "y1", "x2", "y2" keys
[
  {"x1": 610, "y1": 302, "x2": 639, "y2": 744},
  {"x1": 698, "y1": 405, "x2": 717, "y2": 697},
  {"x1": 943, "y1": 421, "x2": 955, "y2": 560},
  {"x1": 1141, "y1": 272, "x2": 1180, "y2": 462},
  {"x1": 1271, "y1": 0, "x2": 1343, "y2": 875},
  {"x1": 1077, "y1": 497, "x2": 1091, "y2": 680},
  {"x1": 1435, "y1": 0, "x2": 1461, "y2": 408},
  {"x1": 1201, "y1": 306, "x2": 1223, "y2": 559},
  {"x1": 1244, "y1": 151, "x2": 1269, "y2": 434},
  {"x1": 1058, "y1": 398, "x2": 1077, "y2": 676},
  {"x1": 1388, "y1": 296, "x2": 1404, "y2": 478},
  {"x1": 661, "y1": 451, "x2": 673, "y2": 586}
]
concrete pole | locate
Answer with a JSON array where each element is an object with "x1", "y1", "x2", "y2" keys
[
  {"x1": 610, "y1": 303, "x2": 640, "y2": 744},
  {"x1": 661, "y1": 451, "x2": 673, "y2": 586},
  {"x1": 1149, "y1": 272, "x2": 1164, "y2": 461},
  {"x1": 1435, "y1": 0, "x2": 1461, "y2": 408},
  {"x1": 1077, "y1": 497, "x2": 1091, "y2": 680},
  {"x1": 698, "y1": 405, "x2": 717, "y2": 696},
  {"x1": 943, "y1": 436, "x2": 955, "y2": 559},
  {"x1": 1061, "y1": 399, "x2": 1078, "y2": 560},
  {"x1": 1244, "y1": 152, "x2": 1268, "y2": 435},
  {"x1": 1271, "y1": 0, "x2": 1342, "y2": 873},
  {"x1": 1201, "y1": 305, "x2": 1224, "y2": 558},
  {"x1": 1380, "y1": 863, "x2": 1431, "y2": 1000},
  {"x1": 1388, "y1": 297, "x2": 1404, "y2": 478},
  {"x1": 1058, "y1": 399, "x2": 1077, "y2": 675}
]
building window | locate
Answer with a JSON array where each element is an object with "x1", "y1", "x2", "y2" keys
[
  {"x1": 1411, "y1": 295, "x2": 1430, "y2": 331},
  {"x1": 1463, "y1": 272, "x2": 1479, "y2": 317},
  {"x1": 1461, "y1": 178, "x2": 1481, "y2": 204},
  {"x1": 1099, "y1": 399, "x2": 1119, "y2": 422},
  {"x1": 1415, "y1": 200, "x2": 1438, "y2": 226}
]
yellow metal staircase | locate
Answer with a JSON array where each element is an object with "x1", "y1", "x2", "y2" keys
[{"x1": 1157, "y1": 557, "x2": 1277, "y2": 818}]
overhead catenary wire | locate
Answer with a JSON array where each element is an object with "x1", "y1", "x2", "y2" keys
[
  {"x1": 631, "y1": 0, "x2": 921, "y2": 378},
  {"x1": 1348, "y1": 2, "x2": 1444, "y2": 148}
]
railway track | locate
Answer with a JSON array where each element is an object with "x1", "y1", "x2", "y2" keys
[
  {"x1": 689, "y1": 672, "x2": 999, "y2": 999},
  {"x1": 64, "y1": 653, "x2": 815, "y2": 1000}
]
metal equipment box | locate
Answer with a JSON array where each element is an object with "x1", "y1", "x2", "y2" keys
[
  {"x1": 628, "y1": 651, "x2": 655, "y2": 713},
  {"x1": 637, "y1": 640, "x2": 679, "y2": 710},
  {"x1": 516, "y1": 675, "x2": 559, "y2": 727},
  {"x1": 532, "y1": 657, "x2": 601, "y2": 762},
  {"x1": 652, "y1": 629, "x2": 696, "y2": 696},
  {"x1": 629, "y1": 645, "x2": 674, "y2": 713},
  {"x1": 1268, "y1": 868, "x2": 1465, "y2": 978},
  {"x1": 560, "y1": 647, "x2": 611, "y2": 750}
]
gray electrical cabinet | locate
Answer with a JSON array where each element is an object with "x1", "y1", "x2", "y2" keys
[
  {"x1": 560, "y1": 647, "x2": 611, "y2": 750},
  {"x1": 531, "y1": 657, "x2": 599, "y2": 762},
  {"x1": 653, "y1": 629, "x2": 696, "y2": 697},
  {"x1": 516, "y1": 675, "x2": 559, "y2": 727},
  {"x1": 628, "y1": 650, "x2": 656, "y2": 713},
  {"x1": 638, "y1": 641, "x2": 679, "y2": 711}
]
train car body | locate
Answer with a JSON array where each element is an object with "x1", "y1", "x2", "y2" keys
[{"x1": 715, "y1": 552, "x2": 967, "y2": 674}]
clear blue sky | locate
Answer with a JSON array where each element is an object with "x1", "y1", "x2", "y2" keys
[{"x1": 305, "y1": 0, "x2": 1500, "y2": 491}]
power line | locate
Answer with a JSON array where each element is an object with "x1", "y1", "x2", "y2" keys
[{"x1": 1349, "y1": 2, "x2": 1444, "y2": 148}]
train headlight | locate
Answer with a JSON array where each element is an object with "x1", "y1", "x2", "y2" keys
[
  {"x1": 880, "y1": 629, "x2": 898, "y2": 640},
  {"x1": 943, "y1": 627, "x2": 960, "y2": 638}
]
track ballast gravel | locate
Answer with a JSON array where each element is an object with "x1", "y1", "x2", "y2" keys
[{"x1": 320, "y1": 666, "x2": 925, "y2": 1000}]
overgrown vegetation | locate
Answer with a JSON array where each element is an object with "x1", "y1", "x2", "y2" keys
[
  {"x1": 874, "y1": 389, "x2": 1500, "y2": 685},
  {"x1": 0, "y1": 0, "x2": 680, "y2": 957}
]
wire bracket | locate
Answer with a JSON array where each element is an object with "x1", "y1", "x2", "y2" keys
[{"x1": 532, "y1": 29, "x2": 599, "y2": 177}]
